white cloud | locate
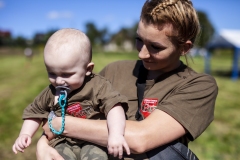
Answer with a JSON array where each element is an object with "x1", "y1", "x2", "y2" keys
[
  {"x1": 47, "y1": 11, "x2": 73, "y2": 20},
  {"x1": 48, "y1": 11, "x2": 59, "y2": 19},
  {"x1": 0, "y1": 1, "x2": 5, "y2": 8},
  {"x1": 103, "y1": 14, "x2": 115, "y2": 23}
]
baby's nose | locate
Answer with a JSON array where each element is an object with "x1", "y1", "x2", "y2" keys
[{"x1": 56, "y1": 77, "x2": 65, "y2": 85}]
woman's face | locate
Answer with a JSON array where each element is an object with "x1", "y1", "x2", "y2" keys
[{"x1": 136, "y1": 20, "x2": 182, "y2": 72}]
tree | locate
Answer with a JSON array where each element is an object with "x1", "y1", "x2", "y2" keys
[
  {"x1": 33, "y1": 29, "x2": 58, "y2": 47},
  {"x1": 14, "y1": 36, "x2": 27, "y2": 47},
  {"x1": 197, "y1": 11, "x2": 215, "y2": 48},
  {"x1": 85, "y1": 22, "x2": 109, "y2": 47},
  {"x1": 109, "y1": 22, "x2": 138, "y2": 49}
]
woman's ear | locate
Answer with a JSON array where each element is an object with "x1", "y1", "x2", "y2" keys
[
  {"x1": 86, "y1": 62, "x2": 94, "y2": 76},
  {"x1": 181, "y1": 40, "x2": 193, "y2": 56}
]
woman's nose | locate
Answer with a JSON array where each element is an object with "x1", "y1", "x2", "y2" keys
[{"x1": 138, "y1": 45, "x2": 150, "y2": 59}]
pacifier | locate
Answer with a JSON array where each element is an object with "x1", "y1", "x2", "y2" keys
[{"x1": 55, "y1": 86, "x2": 71, "y2": 100}]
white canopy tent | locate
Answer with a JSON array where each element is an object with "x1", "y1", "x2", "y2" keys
[{"x1": 206, "y1": 29, "x2": 240, "y2": 80}]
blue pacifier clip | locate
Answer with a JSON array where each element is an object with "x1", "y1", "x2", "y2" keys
[{"x1": 48, "y1": 86, "x2": 70, "y2": 135}]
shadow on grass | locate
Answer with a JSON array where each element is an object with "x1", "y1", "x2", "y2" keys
[{"x1": 211, "y1": 70, "x2": 240, "y2": 79}]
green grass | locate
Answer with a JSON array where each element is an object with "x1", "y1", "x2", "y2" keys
[{"x1": 0, "y1": 48, "x2": 239, "y2": 160}]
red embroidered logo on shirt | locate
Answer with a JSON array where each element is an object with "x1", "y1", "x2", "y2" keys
[
  {"x1": 66, "y1": 103, "x2": 87, "y2": 118},
  {"x1": 140, "y1": 98, "x2": 158, "y2": 118}
]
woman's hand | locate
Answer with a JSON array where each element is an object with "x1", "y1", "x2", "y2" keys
[
  {"x1": 36, "y1": 135, "x2": 64, "y2": 160},
  {"x1": 41, "y1": 119, "x2": 56, "y2": 140}
]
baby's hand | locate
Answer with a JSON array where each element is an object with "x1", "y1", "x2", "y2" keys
[
  {"x1": 12, "y1": 134, "x2": 31, "y2": 154},
  {"x1": 107, "y1": 134, "x2": 130, "y2": 159}
]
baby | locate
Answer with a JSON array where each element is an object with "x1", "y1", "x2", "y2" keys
[{"x1": 12, "y1": 28, "x2": 130, "y2": 159}]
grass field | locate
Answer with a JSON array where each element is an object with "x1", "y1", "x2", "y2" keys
[{"x1": 0, "y1": 48, "x2": 239, "y2": 160}]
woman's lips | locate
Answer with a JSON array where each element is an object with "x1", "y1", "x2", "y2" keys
[{"x1": 143, "y1": 60, "x2": 154, "y2": 64}]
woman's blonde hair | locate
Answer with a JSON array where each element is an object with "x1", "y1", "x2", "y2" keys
[{"x1": 141, "y1": 0, "x2": 200, "y2": 47}]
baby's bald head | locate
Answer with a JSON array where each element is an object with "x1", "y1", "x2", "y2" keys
[{"x1": 44, "y1": 28, "x2": 92, "y2": 67}]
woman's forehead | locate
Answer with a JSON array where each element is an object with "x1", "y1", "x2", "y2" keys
[{"x1": 137, "y1": 20, "x2": 174, "y2": 43}]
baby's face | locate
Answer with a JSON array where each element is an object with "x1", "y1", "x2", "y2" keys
[{"x1": 44, "y1": 51, "x2": 87, "y2": 92}]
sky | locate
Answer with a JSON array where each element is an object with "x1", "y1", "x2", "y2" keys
[{"x1": 1, "y1": 0, "x2": 240, "y2": 39}]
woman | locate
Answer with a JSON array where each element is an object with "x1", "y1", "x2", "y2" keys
[{"x1": 37, "y1": 0, "x2": 218, "y2": 159}]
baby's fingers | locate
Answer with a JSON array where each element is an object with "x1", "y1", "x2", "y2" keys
[
  {"x1": 21, "y1": 136, "x2": 31, "y2": 147},
  {"x1": 108, "y1": 146, "x2": 120, "y2": 158},
  {"x1": 113, "y1": 147, "x2": 119, "y2": 158},
  {"x1": 123, "y1": 141, "x2": 130, "y2": 155},
  {"x1": 118, "y1": 147, "x2": 123, "y2": 159},
  {"x1": 25, "y1": 136, "x2": 31, "y2": 147},
  {"x1": 13, "y1": 144, "x2": 24, "y2": 154},
  {"x1": 108, "y1": 146, "x2": 114, "y2": 155},
  {"x1": 12, "y1": 144, "x2": 18, "y2": 154}
]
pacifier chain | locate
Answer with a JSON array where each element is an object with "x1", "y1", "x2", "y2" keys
[{"x1": 48, "y1": 86, "x2": 70, "y2": 135}]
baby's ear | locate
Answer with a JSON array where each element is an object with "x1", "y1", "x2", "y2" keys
[{"x1": 86, "y1": 62, "x2": 94, "y2": 76}]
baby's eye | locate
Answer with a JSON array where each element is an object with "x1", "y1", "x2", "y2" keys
[
  {"x1": 48, "y1": 72, "x2": 56, "y2": 77},
  {"x1": 62, "y1": 73, "x2": 73, "y2": 77}
]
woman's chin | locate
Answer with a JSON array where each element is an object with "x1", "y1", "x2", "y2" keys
[{"x1": 143, "y1": 63, "x2": 156, "y2": 70}]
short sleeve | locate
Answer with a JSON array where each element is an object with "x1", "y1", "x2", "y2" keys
[
  {"x1": 95, "y1": 76, "x2": 128, "y2": 116},
  {"x1": 23, "y1": 86, "x2": 53, "y2": 119},
  {"x1": 159, "y1": 75, "x2": 218, "y2": 140}
]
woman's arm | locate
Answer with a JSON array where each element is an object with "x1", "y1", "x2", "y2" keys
[{"x1": 46, "y1": 109, "x2": 186, "y2": 153}]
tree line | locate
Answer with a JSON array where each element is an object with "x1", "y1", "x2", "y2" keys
[{"x1": 0, "y1": 11, "x2": 214, "y2": 50}]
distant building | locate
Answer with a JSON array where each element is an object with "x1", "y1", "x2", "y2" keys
[
  {"x1": 104, "y1": 40, "x2": 134, "y2": 52},
  {"x1": 0, "y1": 30, "x2": 11, "y2": 38},
  {"x1": 206, "y1": 29, "x2": 240, "y2": 80},
  {"x1": 104, "y1": 28, "x2": 134, "y2": 52}
]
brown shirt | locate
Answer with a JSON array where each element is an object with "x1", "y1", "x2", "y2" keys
[
  {"x1": 23, "y1": 73, "x2": 128, "y2": 146},
  {"x1": 99, "y1": 60, "x2": 218, "y2": 142}
]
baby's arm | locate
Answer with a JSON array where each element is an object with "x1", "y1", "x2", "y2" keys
[
  {"x1": 107, "y1": 103, "x2": 130, "y2": 159},
  {"x1": 12, "y1": 118, "x2": 41, "y2": 154}
]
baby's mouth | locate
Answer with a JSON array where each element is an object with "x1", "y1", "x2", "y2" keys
[
  {"x1": 56, "y1": 86, "x2": 70, "y2": 90},
  {"x1": 55, "y1": 86, "x2": 71, "y2": 98}
]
